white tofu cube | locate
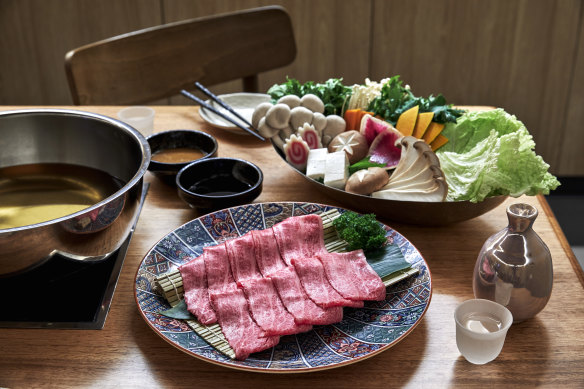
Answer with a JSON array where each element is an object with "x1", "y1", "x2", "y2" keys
[
  {"x1": 324, "y1": 151, "x2": 349, "y2": 189},
  {"x1": 306, "y1": 148, "x2": 328, "y2": 181}
]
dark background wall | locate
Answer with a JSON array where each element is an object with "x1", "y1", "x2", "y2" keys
[{"x1": 1, "y1": 0, "x2": 583, "y2": 175}]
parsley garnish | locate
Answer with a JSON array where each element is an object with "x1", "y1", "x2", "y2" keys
[{"x1": 333, "y1": 211, "x2": 387, "y2": 253}]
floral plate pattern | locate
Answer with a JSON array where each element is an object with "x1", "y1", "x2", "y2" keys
[{"x1": 134, "y1": 202, "x2": 432, "y2": 372}]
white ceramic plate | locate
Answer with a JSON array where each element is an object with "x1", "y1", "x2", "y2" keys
[{"x1": 199, "y1": 93, "x2": 271, "y2": 134}]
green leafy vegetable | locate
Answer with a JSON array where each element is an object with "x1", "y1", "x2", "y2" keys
[
  {"x1": 333, "y1": 211, "x2": 387, "y2": 252},
  {"x1": 267, "y1": 77, "x2": 305, "y2": 100},
  {"x1": 348, "y1": 156, "x2": 386, "y2": 175},
  {"x1": 436, "y1": 109, "x2": 560, "y2": 202},
  {"x1": 332, "y1": 211, "x2": 411, "y2": 278},
  {"x1": 267, "y1": 77, "x2": 352, "y2": 116},
  {"x1": 159, "y1": 300, "x2": 195, "y2": 320},
  {"x1": 366, "y1": 244, "x2": 412, "y2": 279},
  {"x1": 366, "y1": 76, "x2": 408, "y2": 123},
  {"x1": 367, "y1": 75, "x2": 464, "y2": 125}
]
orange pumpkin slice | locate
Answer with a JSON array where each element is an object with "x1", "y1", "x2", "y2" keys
[
  {"x1": 422, "y1": 122, "x2": 445, "y2": 144},
  {"x1": 412, "y1": 112, "x2": 434, "y2": 138},
  {"x1": 430, "y1": 133, "x2": 449, "y2": 151},
  {"x1": 395, "y1": 106, "x2": 419, "y2": 136}
]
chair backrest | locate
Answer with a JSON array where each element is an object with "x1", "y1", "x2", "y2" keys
[{"x1": 64, "y1": 6, "x2": 296, "y2": 105}]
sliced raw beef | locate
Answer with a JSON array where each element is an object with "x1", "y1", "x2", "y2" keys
[
  {"x1": 238, "y1": 277, "x2": 312, "y2": 336},
  {"x1": 317, "y1": 250, "x2": 386, "y2": 301},
  {"x1": 179, "y1": 256, "x2": 217, "y2": 325},
  {"x1": 272, "y1": 214, "x2": 327, "y2": 266},
  {"x1": 225, "y1": 232, "x2": 261, "y2": 282},
  {"x1": 209, "y1": 287, "x2": 280, "y2": 360},
  {"x1": 202, "y1": 243, "x2": 236, "y2": 293},
  {"x1": 178, "y1": 215, "x2": 384, "y2": 361},
  {"x1": 251, "y1": 228, "x2": 287, "y2": 277},
  {"x1": 291, "y1": 257, "x2": 364, "y2": 309},
  {"x1": 268, "y1": 266, "x2": 343, "y2": 325}
]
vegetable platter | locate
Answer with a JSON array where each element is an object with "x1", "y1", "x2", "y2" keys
[{"x1": 252, "y1": 76, "x2": 559, "y2": 225}]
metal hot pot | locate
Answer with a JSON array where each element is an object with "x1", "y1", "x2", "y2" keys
[{"x1": 0, "y1": 109, "x2": 150, "y2": 275}]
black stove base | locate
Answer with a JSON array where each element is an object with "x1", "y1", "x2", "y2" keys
[
  {"x1": 0, "y1": 184, "x2": 148, "y2": 329},
  {"x1": 0, "y1": 239, "x2": 128, "y2": 329}
]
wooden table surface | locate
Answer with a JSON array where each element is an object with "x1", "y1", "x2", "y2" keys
[{"x1": 1, "y1": 106, "x2": 583, "y2": 388}]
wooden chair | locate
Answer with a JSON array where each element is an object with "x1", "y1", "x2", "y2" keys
[{"x1": 64, "y1": 6, "x2": 296, "y2": 105}]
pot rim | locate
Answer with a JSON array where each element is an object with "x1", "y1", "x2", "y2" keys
[{"x1": 0, "y1": 108, "x2": 151, "y2": 233}]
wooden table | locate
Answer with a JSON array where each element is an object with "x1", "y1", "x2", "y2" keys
[{"x1": 1, "y1": 106, "x2": 583, "y2": 388}]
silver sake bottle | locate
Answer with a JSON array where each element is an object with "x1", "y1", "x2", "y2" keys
[{"x1": 473, "y1": 203, "x2": 553, "y2": 322}]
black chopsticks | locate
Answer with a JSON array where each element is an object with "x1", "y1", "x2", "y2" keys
[
  {"x1": 180, "y1": 88, "x2": 265, "y2": 141},
  {"x1": 194, "y1": 82, "x2": 258, "y2": 132}
]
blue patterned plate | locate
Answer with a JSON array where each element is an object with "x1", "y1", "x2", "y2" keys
[{"x1": 134, "y1": 202, "x2": 432, "y2": 372}]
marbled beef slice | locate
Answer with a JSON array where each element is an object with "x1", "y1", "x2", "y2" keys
[
  {"x1": 268, "y1": 265, "x2": 343, "y2": 325},
  {"x1": 179, "y1": 255, "x2": 217, "y2": 325},
  {"x1": 203, "y1": 243, "x2": 236, "y2": 292},
  {"x1": 209, "y1": 287, "x2": 279, "y2": 360},
  {"x1": 317, "y1": 250, "x2": 387, "y2": 301},
  {"x1": 251, "y1": 228, "x2": 287, "y2": 277},
  {"x1": 224, "y1": 232, "x2": 261, "y2": 282},
  {"x1": 291, "y1": 257, "x2": 364, "y2": 308},
  {"x1": 239, "y1": 277, "x2": 312, "y2": 336},
  {"x1": 272, "y1": 214, "x2": 327, "y2": 266}
]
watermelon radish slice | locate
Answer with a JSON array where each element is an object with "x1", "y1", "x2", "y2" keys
[
  {"x1": 360, "y1": 114, "x2": 400, "y2": 146},
  {"x1": 369, "y1": 128, "x2": 403, "y2": 169}
]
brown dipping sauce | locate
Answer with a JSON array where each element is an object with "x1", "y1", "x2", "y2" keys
[{"x1": 152, "y1": 147, "x2": 206, "y2": 163}]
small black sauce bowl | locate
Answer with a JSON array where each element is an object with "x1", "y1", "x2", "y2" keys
[
  {"x1": 176, "y1": 157, "x2": 263, "y2": 211},
  {"x1": 147, "y1": 129, "x2": 218, "y2": 185}
]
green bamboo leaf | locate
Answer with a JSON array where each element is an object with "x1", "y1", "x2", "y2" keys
[
  {"x1": 159, "y1": 300, "x2": 195, "y2": 320},
  {"x1": 365, "y1": 243, "x2": 411, "y2": 278}
]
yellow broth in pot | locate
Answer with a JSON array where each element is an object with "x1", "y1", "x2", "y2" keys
[{"x1": 0, "y1": 163, "x2": 123, "y2": 229}]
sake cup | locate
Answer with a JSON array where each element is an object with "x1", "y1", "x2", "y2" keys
[
  {"x1": 454, "y1": 299, "x2": 513, "y2": 364},
  {"x1": 117, "y1": 106, "x2": 155, "y2": 133}
]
